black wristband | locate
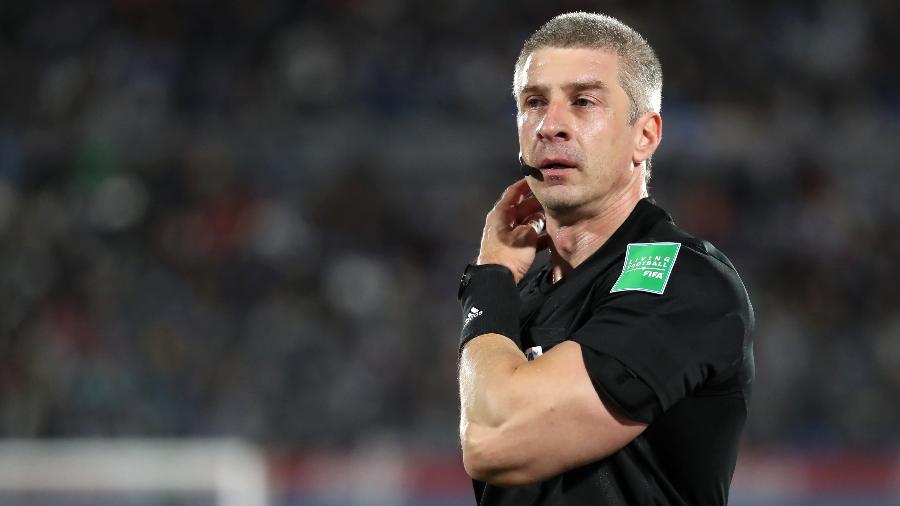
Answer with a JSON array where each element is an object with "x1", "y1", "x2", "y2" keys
[{"x1": 458, "y1": 263, "x2": 522, "y2": 353}]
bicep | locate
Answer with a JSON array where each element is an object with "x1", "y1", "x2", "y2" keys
[{"x1": 482, "y1": 341, "x2": 646, "y2": 484}]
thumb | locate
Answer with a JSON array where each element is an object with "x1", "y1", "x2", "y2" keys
[{"x1": 512, "y1": 213, "x2": 545, "y2": 243}]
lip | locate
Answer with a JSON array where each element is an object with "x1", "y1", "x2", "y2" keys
[
  {"x1": 539, "y1": 167, "x2": 576, "y2": 177},
  {"x1": 537, "y1": 157, "x2": 579, "y2": 170}
]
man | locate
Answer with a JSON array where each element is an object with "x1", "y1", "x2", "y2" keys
[{"x1": 456, "y1": 12, "x2": 754, "y2": 506}]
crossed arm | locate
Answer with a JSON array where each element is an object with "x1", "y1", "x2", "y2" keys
[
  {"x1": 459, "y1": 179, "x2": 647, "y2": 485},
  {"x1": 458, "y1": 333, "x2": 647, "y2": 486}
]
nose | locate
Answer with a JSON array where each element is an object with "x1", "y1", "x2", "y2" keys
[{"x1": 537, "y1": 101, "x2": 571, "y2": 142}]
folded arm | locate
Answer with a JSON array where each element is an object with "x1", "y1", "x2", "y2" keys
[{"x1": 458, "y1": 334, "x2": 647, "y2": 486}]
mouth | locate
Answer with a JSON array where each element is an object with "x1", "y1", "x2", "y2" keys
[{"x1": 538, "y1": 158, "x2": 578, "y2": 176}]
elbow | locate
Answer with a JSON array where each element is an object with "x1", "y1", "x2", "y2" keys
[
  {"x1": 461, "y1": 443, "x2": 488, "y2": 482},
  {"x1": 461, "y1": 423, "x2": 537, "y2": 487},
  {"x1": 461, "y1": 432, "x2": 502, "y2": 484},
  {"x1": 462, "y1": 447, "x2": 535, "y2": 487}
]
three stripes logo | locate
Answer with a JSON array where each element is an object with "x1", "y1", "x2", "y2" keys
[{"x1": 463, "y1": 306, "x2": 483, "y2": 327}]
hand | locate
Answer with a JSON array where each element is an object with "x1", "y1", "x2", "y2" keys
[{"x1": 477, "y1": 179, "x2": 549, "y2": 283}]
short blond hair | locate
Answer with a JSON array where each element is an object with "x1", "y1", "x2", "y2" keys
[{"x1": 513, "y1": 12, "x2": 663, "y2": 125}]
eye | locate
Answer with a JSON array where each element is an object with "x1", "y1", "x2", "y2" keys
[
  {"x1": 525, "y1": 97, "x2": 545, "y2": 109},
  {"x1": 573, "y1": 97, "x2": 593, "y2": 107}
]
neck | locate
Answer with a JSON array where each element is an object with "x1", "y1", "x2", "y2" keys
[{"x1": 546, "y1": 188, "x2": 643, "y2": 283}]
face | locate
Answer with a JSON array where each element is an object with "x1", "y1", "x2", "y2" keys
[{"x1": 516, "y1": 47, "x2": 644, "y2": 217}]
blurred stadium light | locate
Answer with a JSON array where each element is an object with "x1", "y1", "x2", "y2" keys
[{"x1": 0, "y1": 438, "x2": 268, "y2": 506}]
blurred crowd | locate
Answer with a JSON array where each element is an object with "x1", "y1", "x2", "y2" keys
[{"x1": 0, "y1": 0, "x2": 898, "y2": 453}]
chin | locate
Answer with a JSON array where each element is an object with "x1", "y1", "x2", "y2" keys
[
  {"x1": 538, "y1": 192, "x2": 586, "y2": 214},
  {"x1": 538, "y1": 186, "x2": 603, "y2": 216}
]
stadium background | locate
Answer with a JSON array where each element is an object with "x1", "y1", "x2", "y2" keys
[{"x1": 0, "y1": 0, "x2": 898, "y2": 504}]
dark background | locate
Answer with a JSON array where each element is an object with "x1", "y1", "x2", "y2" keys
[{"x1": 0, "y1": 0, "x2": 898, "y2": 499}]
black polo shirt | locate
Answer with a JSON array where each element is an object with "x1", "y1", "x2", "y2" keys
[{"x1": 474, "y1": 198, "x2": 755, "y2": 506}]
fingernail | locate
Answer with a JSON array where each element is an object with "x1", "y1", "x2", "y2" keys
[{"x1": 528, "y1": 216, "x2": 545, "y2": 234}]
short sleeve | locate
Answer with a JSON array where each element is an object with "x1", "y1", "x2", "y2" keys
[
  {"x1": 580, "y1": 348, "x2": 661, "y2": 423},
  {"x1": 572, "y1": 248, "x2": 751, "y2": 423}
]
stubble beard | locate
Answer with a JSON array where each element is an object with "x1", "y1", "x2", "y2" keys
[
  {"x1": 535, "y1": 167, "x2": 619, "y2": 223},
  {"x1": 536, "y1": 184, "x2": 596, "y2": 221}
]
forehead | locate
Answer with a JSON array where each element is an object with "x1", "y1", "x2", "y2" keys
[{"x1": 516, "y1": 47, "x2": 621, "y2": 94}]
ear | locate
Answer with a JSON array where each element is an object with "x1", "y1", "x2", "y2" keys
[{"x1": 631, "y1": 112, "x2": 662, "y2": 166}]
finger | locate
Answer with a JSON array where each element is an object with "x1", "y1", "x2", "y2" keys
[
  {"x1": 491, "y1": 180, "x2": 534, "y2": 225},
  {"x1": 522, "y1": 211, "x2": 545, "y2": 236},
  {"x1": 520, "y1": 211, "x2": 550, "y2": 251},
  {"x1": 513, "y1": 194, "x2": 543, "y2": 222},
  {"x1": 511, "y1": 212, "x2": 545, "y2": 243},
  {"x1": 513, "y1": 186, "x2": 535, "y2": 205},
  {"x1": 511, "y1": 222, "x2": 538, "y2": 244},
  {"x1": 496, "y1": 178, "x2": 531, "y2": 209}
]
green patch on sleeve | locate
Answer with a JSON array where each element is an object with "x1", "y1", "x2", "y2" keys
[{"x1": 610, "y1": 242, "x2": 681, "y2": 295}]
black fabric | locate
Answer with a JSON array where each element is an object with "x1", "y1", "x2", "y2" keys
[
  {"x1": 474, "y1": 198, "x2": 755, "y2": 506},
  {"x1": 458, "y1": 263, "x2": 522, "y2": 352},
  {"x1": 581, "y1": 349, "x2": 661, "y2": 424}
]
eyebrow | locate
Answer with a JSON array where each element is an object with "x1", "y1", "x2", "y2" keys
[
  {"x1": 567, "y1": 80, "x2": 610, "y2": 94},
  {"x1": 519, "y1": 79, "x2": 610, "y2": 97}
]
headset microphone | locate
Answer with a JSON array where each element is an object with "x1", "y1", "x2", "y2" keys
[{"x1": 518, "y1": 156, "x2": 543, "y2": 180}]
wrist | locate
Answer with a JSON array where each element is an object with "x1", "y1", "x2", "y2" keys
[
  {"x1": 475, "y1": 256, "x2": 520, "y2": 283},
  {"x1": 458, "y1": 264, "x2": 522, "y2": 354}
]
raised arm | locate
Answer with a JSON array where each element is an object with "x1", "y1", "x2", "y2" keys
[
  {"x1": 459, "y1": 335, "x2": 646, "y2": 486},
  {"x1": 457, "y1": 180, "x2": 646, "y2": 486}
]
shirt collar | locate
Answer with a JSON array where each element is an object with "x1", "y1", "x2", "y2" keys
[{"x1": 538, "y1": 198, "x2": 672, "y2": 292}]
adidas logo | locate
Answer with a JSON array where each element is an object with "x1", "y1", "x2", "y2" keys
[{"x1": 463, "y1": 306, "x2": 483, "y2": 326}]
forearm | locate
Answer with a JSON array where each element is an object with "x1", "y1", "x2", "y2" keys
[
  {"x1": 455, "y1": 180, "x2": 548, "y2": 482},
  {"x1": 459, "y1": 334, "x2": 526, "y2": 428},
  {"x1": 456, "y1": 262, "x2": 526, "y2": 433},
  {"x1": 458, "y1": 337, "x2": 646, "y2": 486},
  {"x1": 454, "y1": 179, "x2": 650, "y2": 487},
  {"x1": 459, "y1": 334, "x2": 541, "y2": 484}
]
